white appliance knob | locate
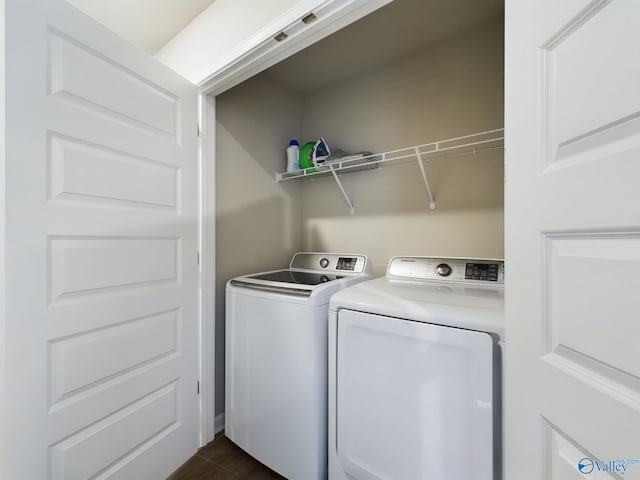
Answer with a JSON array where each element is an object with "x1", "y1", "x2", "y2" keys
[{"x1": 320, "y1": 258, "x2": 330, "y2": 268}]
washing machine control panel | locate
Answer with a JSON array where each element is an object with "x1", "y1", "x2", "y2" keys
[
  {"x1": 290, "y1": 253, "x2": 372, "y2": 274},
  {"x1": 388, "y1": 257, "x2": 504, "y2": 284}
]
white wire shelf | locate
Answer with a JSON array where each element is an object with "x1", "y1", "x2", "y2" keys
[{"x1": 275, "y1": 128, "x2": 504, "y2": 213}]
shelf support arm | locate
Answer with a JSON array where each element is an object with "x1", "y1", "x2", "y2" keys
[
  {"x1": 329, "y1": 165, "x2": 355, "y2": 214},
  {"x1": 415, "y1": 147, "x2": 436, "y2": 209}
]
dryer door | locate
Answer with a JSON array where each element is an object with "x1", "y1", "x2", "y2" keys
[{"x1": 336, "y1": 309, "x2": 495, "y2": 480}]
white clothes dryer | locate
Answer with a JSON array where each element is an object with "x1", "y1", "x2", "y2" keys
[
  {"x1": 226, "y1": 252, "x2": 372, "y2": 480},
  {"x1": 328, "y1": 256, "x2": 504, "y2": 480}
]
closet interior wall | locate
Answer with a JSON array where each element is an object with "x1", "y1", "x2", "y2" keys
[
  {"x1": 215, "y1": 76, "x2": 305, "y2": 414},
  {"x1": 214, "y1": 16, "x2": 504, "y2": 416},
  {"x1": 301, "y1": 17, "x2": 504, "y2": 274}
]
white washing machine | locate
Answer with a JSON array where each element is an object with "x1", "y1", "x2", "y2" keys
[
  {"x1": 226, "y1": 252, "x2": 372, "y2": 480},
  {"x1": 328, "y1": 256, "x2": 504, "y2": 480}
]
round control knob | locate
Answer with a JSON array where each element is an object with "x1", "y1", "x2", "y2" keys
[
  {"x1": 320, "y1": 275, "x2": 330, "y2": 283},
  {"x1": 436, "y1": 263, "x2": 452, "y2": 277},
  {"x1": 319, "y1": 258, "x2": 330, "y2": 268}
]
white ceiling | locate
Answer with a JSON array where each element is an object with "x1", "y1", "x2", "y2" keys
[
  {"x1": 66, "y1": 0, "x2": 216, "y2": 54},
  {"x1": 66, "y1": 0, "x2": 503, "y2": 91},
  {"x1": 266, "y1": 0, "x2": 503, "y2": 94}
]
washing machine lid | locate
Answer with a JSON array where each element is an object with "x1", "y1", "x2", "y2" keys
[
  {"x1": 243, "y1": 269, "x2": 344, "y2": 286},
  {"x1": 228, "y1": 252, "x2": 373, "y2": 302},
  {"x1": 229, "y1": 269, "x2": 347, "y2": 297},
  {"x1": 329, "y1": 256, "x2": 505, "y2": 338}
]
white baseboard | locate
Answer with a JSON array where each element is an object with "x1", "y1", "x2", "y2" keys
[{"x1": 214, "y1": 413, "x2": 225, "y2": 434}]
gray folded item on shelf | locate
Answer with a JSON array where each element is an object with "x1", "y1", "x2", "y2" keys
[
  {"x1": 324, "y1": 149, "x2": 364, "y2": 163},
  {"x1": 324, "y1": 149, "x2": 379, "y2": 173}
]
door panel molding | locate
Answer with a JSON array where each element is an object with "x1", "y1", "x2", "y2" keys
[
  {"x1": 540, "y1": 0, "x2": 639, "y2": 168},
  {"x1": 47, "y1": 27, "x2": 181, "y2": 141},
  {"x1": 505, "y1": 0, "x2": 640, "y2": 478},
  {"x1": 2, "y1": 0, "x2": 199, "y2": 477},
  {"x1": 48, "y1": 132, "x2": 181, "y2": 211}
]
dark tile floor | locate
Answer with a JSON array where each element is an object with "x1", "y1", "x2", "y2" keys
[{"x1": 168, "y1": 434, "x2": 286, "y2": 480}]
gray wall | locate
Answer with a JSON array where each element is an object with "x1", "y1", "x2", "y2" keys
[
  {"x1": 214, "y1": 17, "x2": 504, "y2": 415},
  {"x1": 301, "y1": 18, "x2": 504, "y2": 274},
  {"x1": 215, "y1": 75, "x2": 304, "y2": 414}
]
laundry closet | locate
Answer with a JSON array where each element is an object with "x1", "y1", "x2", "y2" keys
[
  {"x1": 213, "y1": 0, "x2": 504, "y2": 418},
  {"x1": 3, "y1": 1, "x2": 636, "y2": 478}
]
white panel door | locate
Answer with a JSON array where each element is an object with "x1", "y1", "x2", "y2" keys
[
  {"x1": 336, "y1": 309, "x2": 495, "y2": 480},
  {"x1": 2, "y1": 0, "x2": 199, "y2": 478},
  {"x1": 505, "y1": 0, "x2": 640, "y2": 479}
]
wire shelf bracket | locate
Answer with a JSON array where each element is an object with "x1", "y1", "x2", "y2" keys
[
  {"x1": 329, "y1": 164, "x2": 354, "y2": 214},
  {"x1": 415, "y1": 147, "x2": 436, "y2": 210}
]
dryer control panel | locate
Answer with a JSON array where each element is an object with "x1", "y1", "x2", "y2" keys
[{"x1": 387, "y1": 257, "x2": 504, "y2": 284}]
